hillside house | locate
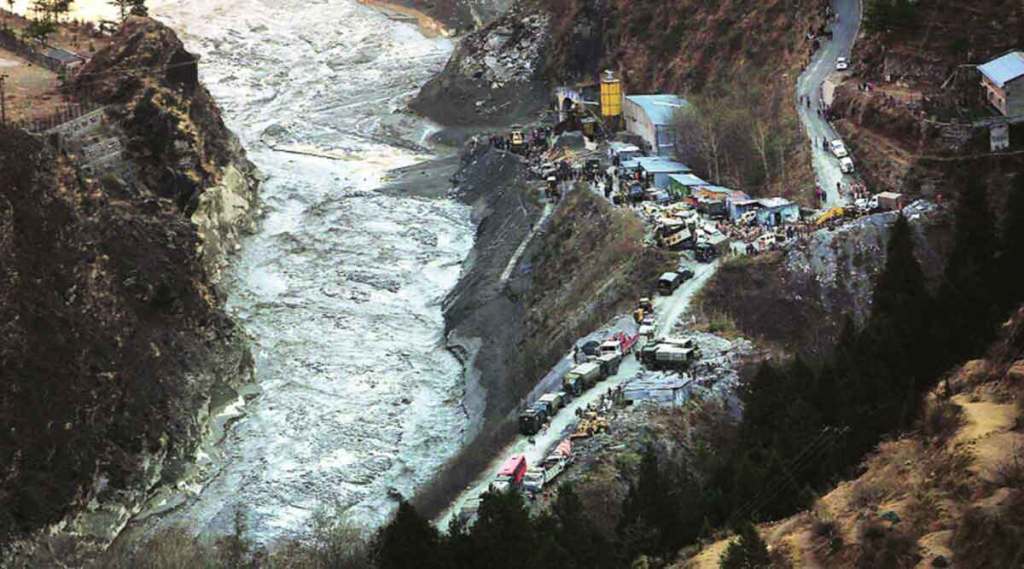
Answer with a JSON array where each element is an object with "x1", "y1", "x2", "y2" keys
[
  {"x1": 979, "y1": 51, "x2": 1024, "y2": 117},
  {"x1": 608, "y1": 141, "x2": 642, "y2": 163},
  {"x1": 623, "y1": 94, "x2": 688, "y2": 156}
]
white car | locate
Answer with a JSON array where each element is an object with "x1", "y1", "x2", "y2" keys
[
  {"x1": 830, "y1": 139, "x2": 849, "y2": 158},
  {"x1": 840, "y1": 157, "x2": 855, "y2": 174},
  {"x1": 836, "y1": 56, "x2": 850, "y2": 71}
]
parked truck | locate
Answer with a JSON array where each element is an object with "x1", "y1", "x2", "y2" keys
[
  {"x1": 640, "y1": 337, "x2": 701, "y2": 371},
  {"x1": 562, "y1": 361, "x2": 604, "y2": 396},
  {"x1": 537, "y1": 392, "x2": 565, "y2": 416},
  {"x1": 522, "y1": 439, "x2": 573, "y2": 495},
  {"x1": 518, "y1": 408, "x2": 544, "y2": 435},
  {"x1": 597, "y1": 352, "x2": 622, "y2": 376},
  {"x1": 490, "y1": 454, "x2": 528, "y2": 493}
]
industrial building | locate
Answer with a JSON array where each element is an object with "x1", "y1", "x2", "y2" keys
[
  {"x1": 979, "y1": 51, "x2": 1024, "y2": 117},
  {"x1": 623, "y1": 94, "x2": 688, "y2": 156}
]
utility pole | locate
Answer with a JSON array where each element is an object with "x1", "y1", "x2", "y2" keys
[{"x1": 0, "y1": 73, "x2": 8, "y2": 128}]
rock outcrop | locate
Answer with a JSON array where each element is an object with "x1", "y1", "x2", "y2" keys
[
  {"x1": 0, "y1": 17, "x2": 259, "y2": 564},
  {"x1": 410, "y1": 2, "x2": 552, "y2": 126},
  {"x1": 698, "y1": 202, "x2": 952, "y2": 356}
]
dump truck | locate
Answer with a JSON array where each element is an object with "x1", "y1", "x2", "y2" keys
[
  {"x1": 490, "y1": 454, "x2": 528, "y2": 493},
  {"x1": 523, "y1": 439, "x2": 573, "y2": 494},
  {"x1": 562, "y1": 362, "x2": 604, "y2": 396}
]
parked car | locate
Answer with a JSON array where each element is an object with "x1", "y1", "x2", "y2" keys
[
  {"x1": 678, "y1": 268, "x2": 695, "y2": 282},
  {"x1": 835, "y1": 56, "x2": 849, "y2": 71},
  {"x1": 830, "y1": 139, "x2": 849, "y2": 158},
  {"x1": 840, "y1": 156, "x2": 855, "y2": 174}
]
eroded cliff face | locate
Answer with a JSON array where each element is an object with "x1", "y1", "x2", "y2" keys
[
  {"x1": 698, "y1": 203, "x2": 952, "y2": 357},
  {"x1": 1, "y1": 17, "x2": 259, "y2": 564},
  {"x1": 74, "y1": 16, "x2": 261, "y2": 285}
]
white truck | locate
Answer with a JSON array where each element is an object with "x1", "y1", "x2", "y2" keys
[{"x1": 523, "y1": 441, "x2": 573, "y2": 494}]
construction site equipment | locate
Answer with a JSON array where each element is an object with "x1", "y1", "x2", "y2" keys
[
  {"x1": 562, "y1": 362, "x2": 604, "y2": 396},
  {"x1": 571, "y1": 411, "x2": 609, "y2": 439},
  {"x1": 600, "y1": 70, "x2": 623, "y2": 118},
  {"x1": 815, "y1": 207, "x2": 847, "y2": 226}
]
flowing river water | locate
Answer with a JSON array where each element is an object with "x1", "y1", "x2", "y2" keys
[{"x1": 132, "y1": 0, "x2": 473, "y2": 543}]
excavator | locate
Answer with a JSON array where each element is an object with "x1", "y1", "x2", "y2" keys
[{"x1": 815, "y1": 207, "x2": 847, "y2": 226}]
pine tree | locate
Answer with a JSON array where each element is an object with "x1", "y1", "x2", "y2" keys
[
  {"x1": 938, "y1": 174, "x2": 1000, "y2": 360},
  {"x1": 719, "y1": 521, "x2": 772, "y2": 569},
  {"x1": 1000, "y1": 174, "x2": 1024, "y2": 312},
  {"x1": 374, "y1": 501, "x2": 443, "y2": 569},
  {"x1": 468, "y1": 490, "x2": 537, "y2": 569},
  {"x1": 551, "y1": 485, "x2": 616, "y2": 569},
  {"x1": 861, "y1": 213, "x2": 935, "y2": 427}
]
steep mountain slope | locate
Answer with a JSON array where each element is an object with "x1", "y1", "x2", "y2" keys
[
  {"x1": 0, "y1": 17, "x2": 259, "y2": 564},
  {"x1": 680, "y1": 306, "x2": 1024, "y2": 569},
  {"x1": 696, "y1": 203, "x2": 952, "y2": 356}
]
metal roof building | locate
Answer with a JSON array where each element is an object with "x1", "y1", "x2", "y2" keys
[
  {"x1": 979, "y1": 51, "x2": 1024, "y2": 116},
  {"x1": 623, "y1": 94, "x2": 690, "y2": 156},
  {"x1": 979, "y1": 51, "x2": 1024, "y2": 87}
]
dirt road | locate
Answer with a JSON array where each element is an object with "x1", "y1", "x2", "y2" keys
[
  {"x1": 438, "y1": 260, "x2": 719, "y2": 526},
  {"x1": 796, "y1": 0, "x2": 862, "y2": 207}
]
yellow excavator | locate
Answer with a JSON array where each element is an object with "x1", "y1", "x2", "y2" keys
[
  {"x1": 571, "y1": 412, "x2": 610, "y2": 439},
  {"x1": 815, "y1": 207, "x2": 847, "y2": 226}
]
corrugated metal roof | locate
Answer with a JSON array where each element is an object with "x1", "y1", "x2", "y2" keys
[
  {"x1": 635, "y1": 156, "x2": 690, "y2": 174},
  {"x1": 667, "y1": 173, "x2": 707, "y2": 186},
  {"x1": 757, "y1": 197, "x2": 795, "y2": 209},
  {"x1": 626, "y1": 94, "x2": 689, "y2": 125},
  {"x1": 979, "y1": 51, "x2": 1024, "y2": 88},
  {"x1": 42, "y1": 47, "x2": 84, "y2": 65}
]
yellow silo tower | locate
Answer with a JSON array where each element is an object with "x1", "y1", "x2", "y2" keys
[{"x1": 600, "y1": 70, "x2": 622, "y2": 118}]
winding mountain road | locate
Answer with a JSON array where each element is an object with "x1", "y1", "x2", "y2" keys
[{"x1": 796, "y1": 0, "x2": 862, "y2": 207}]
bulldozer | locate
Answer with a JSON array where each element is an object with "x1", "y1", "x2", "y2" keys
[{"x1": 571, "y1": 412, "x2": 609, "y2": 439}]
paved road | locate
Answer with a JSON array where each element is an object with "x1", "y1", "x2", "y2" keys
[
  {"x1": 796, "y1": 0, "x2": 862, "y2": 208},
  {"x1": 438, "y1": 260, "x2": 719, "y2": 526}
]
